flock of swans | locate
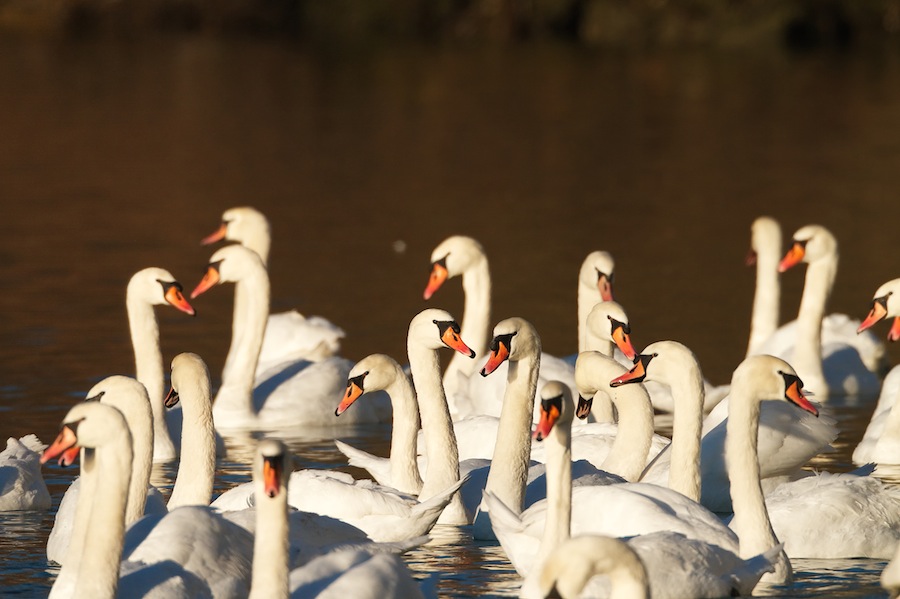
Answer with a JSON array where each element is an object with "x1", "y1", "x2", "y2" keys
[{"x1": 5, "y1": 208, "x2": 900, "y2": 598}]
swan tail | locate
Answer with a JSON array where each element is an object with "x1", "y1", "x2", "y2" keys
[
  {"x1": 333, "y1": 440, "x2": 391, "y2": 486},
  {"x1": 3, "y1": 434, "x2": 47, "y2": 459},
  {"x1": 480, "y1": 490, "x2": 525, "y2": 536},
  {"x1": 730, "y1": 543, "x2": 783, "y2": 596}
]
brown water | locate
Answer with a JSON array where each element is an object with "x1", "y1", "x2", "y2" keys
[{"x1": 1, "y1": 35, "x2": 899, "y2": 597}]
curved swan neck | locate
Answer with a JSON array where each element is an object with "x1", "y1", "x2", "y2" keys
[
  {"x1": 665, "y1": 369, "x2": 703, "y2": 502},
  {"x1": 127, "y1": 293, "x2": 173, "y2": 459},
  {"x1": 215, "y1": 267, "x2": 269, "y2": 417},
  {"x1": 409, "y1": 341, "x2": 460, "y2": 502},
  {"x1": 167, "y1": 382, "x2": 216, "y2": 509},
  {"x1": 536, "y1": 410, "x2": 572, "y2": 568},
  {"x1": 444, "y1": 260, "x2": 491, "y2": 391},
  {"x1": 792, "y1": 253, "x2": 837, "y2": 395},
  {"x1": 385, "y1": 371, "x2": 424, "y2": 495},
  {"x1": 604, "y1": 384, "x2": 653, "y2": 482},
  {"x1": 120, "y1": 401, "x2": 153, "y2": 526},
  {"x1": 62, "y1": 430, "x2": 133, "y2": 599},
  {"x1": 747, "y1": 236, "x2": 781, "y2": 358},
  {"x1": 249, "y1": 482, "x2": 289, "y2": 599},
  {"x1": 483, "y1": 353, "x2": 540, "y2": 513}
]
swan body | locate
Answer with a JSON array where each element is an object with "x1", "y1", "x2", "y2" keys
[
  {"x1": 853, "y1": 366, "x2": 900, "y2": 466},
  {"x1": 126, "y1": 267, "x2": 196, "y2": 462},
  {"x1": 0, "y1": 434, "x2": 50, "y2": 511},
  {"x1": 760, "y1": 224, "x2": 885, "y2": 399},
  {"x1": 202, "y1": 206, "x2": 344, "y2": 377},
  {"x1": 191, "y1": 244, "x2": 388, "y2": 430}
]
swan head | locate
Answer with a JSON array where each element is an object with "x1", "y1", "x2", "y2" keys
[
  {"x1": 778, "y1": 224, "x2": 837, "y2": 272},
  {"x1": 84, "y1": 376, "x2": 152, "y2": 442},
  {"x1": 533, "y1": 380, "x2": 573, "y2": 441},
  {"x1": 191, "y1": 244, "x2": 266, "y2": 298},
  {"x1": 165, "y1": 352, "x2": 211, "y2": 409},
  {"x1": 408, "y1": 308, "x2": 475, "y2": 356},
  {"x1": 41, "y1": 402, "x2": 131, "y2": 465},
  {"x1": 481, "y1": 317, "x2": 541, "y2": 376},
  {"x1": 423, "y1": 235, "x2": 487, "y2": 300},
  {"x1": 128, "y1": 267, "x2": 195, "y2": 316},
  {"x1": 536, "y1": 535, "x2": 649, "y2": 599},
  {"x1": 747, "y1": 216, "x2": 781, "y2": 266},
  {"x1": 202, "y1": 207, "x2": 270, "y2": 247},
  {"x1": 579, "y1": 251, "x2": 616, "y2": 302},
  {"x1": 336, "y1": 354, "x2": 402, "y2": 416},
  {"x1": 858, "y1": 277, "x2": 900, "y2": 341},
  {"x1": 609, "y1": 340, "x2": 698, "y2": 389},
  {"x1": 255, "y1": 438, "x2": 290, "y2": 499},
  {"x1": 585, "y1": 301, "x2": 637, "y2": 361},
  {"x1": 732, "y1": 355, "x2": 819, "y2": 416}
]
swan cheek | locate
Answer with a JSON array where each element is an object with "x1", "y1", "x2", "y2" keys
[{"x1": 201, "y1": 222, "x2": 228, "y2": 245}]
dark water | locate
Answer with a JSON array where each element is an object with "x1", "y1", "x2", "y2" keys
[{"x1": 1, "y1": 35, "x2": 900, "y2": 597}]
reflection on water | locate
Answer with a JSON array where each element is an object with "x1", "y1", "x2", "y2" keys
[{"x1": 2, "y1": 34, "x2": 900, "y2": 598}]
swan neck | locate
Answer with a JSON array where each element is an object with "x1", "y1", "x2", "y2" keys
[
  {"x1": 792, "y1": 255, "x2": 836, "y2": 393},
  {"x1": 167, "y1": 382, "x2": 216, "y2": 509},
  {"x1": 443, "y1": 261, "x2": 491, "y2": 391},
  {"x1": 122, "y1": 401, "x2": 154, "y2": 526},
  {"x1": 249, "y1": 487, "x2": 290, "y2": 599},
  {"x1": 665, "y1": 371, "x2": 703, "y2": 502},
  {"x1": 535, "y1": 416, "x2": 572, "y2": 569},
  {"x1": 747, "y1": 243, "x2": 781, "y2": 357},
  {"x1": 386, "y1": 373, "x2": 424, "y2": 495},
  {"x1": 127, "y1": 294, "x2": 172, "y2": 456},
  {"x1": 603, "y1": 384, "x2": 654, "y2": 482},
  {"x1": 483, "y1": 354, "x2": 540, "y2": 513}
]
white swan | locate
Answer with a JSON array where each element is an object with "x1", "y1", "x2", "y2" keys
[
  {"x1": 0, "y1": 434, "x2": 50, "y2": 511},
  {"x1": 422, "y1": 235, "x2": 593, "y2": 421},
  {"x1": 246, "y1": 438, "x2": 427, "y2": 599},
  {"x1": 42, "y1": 401, "x2": 232, "y2": 599},
  {"x1": 126, "y1": 267, "x2": 196, "y2": 461},
  {"x1": 201, "y1": 206, "x2": 345, "y2": 376},
  {"x1": 215, "y1": 308, "x2": 474, "y2": 537},
  {"x1": 858, "y1": 276, "x2": 900, "y2": 344},
  {"x1": 757, "y1": 223, "x2": 886, "y2": 399},
  {"x1": 190, "y1": 244, "x2": 388, "y2": 430},
  {"x1": 487, "y1": 380, "x2": 781, "y2": 598},
  {"x1": 613, "y1": 340, "x2": 836, "y2": 513}
]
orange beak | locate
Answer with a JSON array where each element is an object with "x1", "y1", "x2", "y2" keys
[
  {"x1": 59, "y1": 445, "x2": 81, "y2": 467},
  {"x1": 423, "y1": 261, "x2": 449, "y2": 300},
  {"x1": 440, "y1": 323, "x2": 476, "y2": 358},
  {"x1": 858, "y1": 299, "x2": 888, "y2": 334},
  {"x1": 191, "y1": 265, "x2": 221, "y2": 299},
  {"x1": 335, "y1": 376, "x2": 365, "y2": 416},
  {"x1": 533, "y1": 398, "x2": 562, "y2": 441},
  {"x1": 598, "y1": 274, "x2": 614, "y2": 302},
  {"x1": 890, "y1": 317, "x2": 900, "y2": 342},
  {"x1": 164, "y1": 284, "x2": 196, "y2": 316},
  {"x1": 785, "y1": 377, "x2": 818, "y2": 417},
  {"x1": 41, "y1": 425, "x2": 78, "y2": 465},
  {"x1": 746, "y1": 248, "x2": 758, "y2": 267},
  {"x1": 201, "y1": 222, "x2": 228, "y2": 246},
  {"x1": 481, "y1": 338, "x2": 511, "y2": 376},
  {"x1": 778, "y1": 241, "x2": 806, "y2": 273},
  {"x1": 262, "y1": 456, "x2": 281, "y2": 498},
  {"x1": 611, "y1": 321, "x2": 637, "y2": 362},
  {"x1": 610, "y1": 355, "x2": 651, "y2": 387}
]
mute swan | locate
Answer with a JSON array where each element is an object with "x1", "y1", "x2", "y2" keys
[
  {"x1": 0, "y1": 434, "x2": 50, "y2": 511},
  {"x1": 126, "y1": 267, "x2": 196, "y2": 461},
  {"x1": 757, "y1": 224, "x2": 885, "y2": 399},
  {"x1": 487, "y1": 381, "x2": 781, "y2": 598},
  {"x1": 854, "y1": 277, "x2": 900, "y2": 465},
  {"x1": 613, "y1": 340, "x2": 835, "y2": 513},
  {"x1": 201, "y1": 206, "x2": 345, "y2": 376},
  {"x1": 190, "y1": 244, "x2": 388, "y2": 430},
  {"x1": 423, "y1": 236, "x2": 597, "y2": 421},
  {"x1": 215, "y1": 309, "x2": 474, "y2": 537},
  {"x1": 42, "y1": 401, "x2": 232, "y2": 599},
  {"x1": 246, "y1": 438, "x2": 427, "y2": 599}
]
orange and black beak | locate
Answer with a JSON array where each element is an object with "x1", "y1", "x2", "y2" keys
[
  {"x1": 890, "y1": 318, "x2": 900, "y2": 342},
  {"x1": 533, "y1": 394, "x2": 563, "y2": 441},
  {"x1": 481, "y1": 332, "x2": 514, "y2": 376},
  {"x1": 201, "y1": 222, "x2": 228, "y2": 246},
  {"x1": 262, "y1": 454, "x2": 282, "y2": 498},
  {"x1": 575, "y1": 395, "x2": 593, "y2": 420},
  {"x1": 41, "y1": 424, "x2": 79, "y2": 466},
  {"x1": 858, "y1": 295, "x2": 889, "y2": 334},
  {"x1": 610, "y1": 354, "x2": 654, "y2": 387},
  {"x1": 778, "y1": 240, "x2": 807, "y2": 273},
  {"x1": 423, "y1": 257, "x2": 449, "y2": 300},
  {"x1": 781, "y1": 372, "x2": 818, "y2": 417},
  {"x1": 160, "y1": 280, "x2": 195, "y2": 316},
  {"x1": 191, "y1": 261, "x2": 222, "y2": 299},
  {"x1": 610, "y1": 318, "x2": 637, "y2": 362},
  {"x1": 598, "y1": 271, "x2": 615, "y2": 302},
  {"x1": 336, "y1": 372, "x2": 366, "y2": 416},
  {"x1": 164, "y1": 387, "x2": 180, "y2": 409},
  {"x1": 436, "y1": 320, "x2": 476, "y2": 358}
]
